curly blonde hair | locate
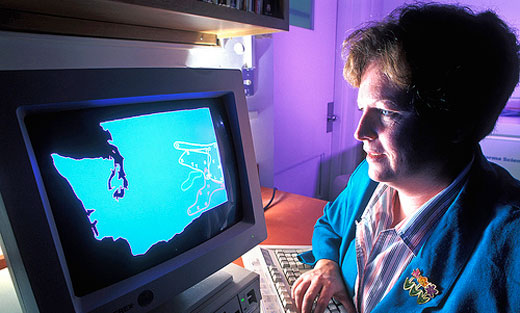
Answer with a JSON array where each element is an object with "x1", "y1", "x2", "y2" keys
[
  {"x1": 342, "y1": 3, "x2": 520, "y2": 144},
  {"x1": 343, "y1": 24, "x2": 410, "y2": 90}
]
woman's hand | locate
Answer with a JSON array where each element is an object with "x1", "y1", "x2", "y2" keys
[{"x1": 291, "y1": 259, "x2": 356, "y2": 313}]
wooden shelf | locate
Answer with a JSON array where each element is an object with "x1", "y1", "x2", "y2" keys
[{"x1": 0, "y1": 0, "x2": 288, "y2": 45}]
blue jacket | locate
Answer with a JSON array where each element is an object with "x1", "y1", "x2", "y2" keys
[{"x1": 310, "y1": 147, "x2": 520, "y2": 312}]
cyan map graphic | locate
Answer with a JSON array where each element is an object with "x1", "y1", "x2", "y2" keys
[{"x1": 51, "y1": 108, "x2": 228, "y2": 256}]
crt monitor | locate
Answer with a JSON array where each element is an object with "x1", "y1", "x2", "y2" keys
[{"x1": 0, "y1": 68, "x2": 266, "y2": 312}]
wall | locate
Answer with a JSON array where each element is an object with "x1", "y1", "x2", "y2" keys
[
  {"x1": 271, "y1": 1, "x2": 337, "y2": 198},
  {"x1": 247, "y1": 35, "x2": 275, "y2": 188},
  {"x1": 0, "y1": 31, "x2": 252, "y2": 70}
]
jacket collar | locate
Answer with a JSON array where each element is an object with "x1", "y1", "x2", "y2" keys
[{"x1": 372, "y1": 146, "x2": 499, "y2": 312}]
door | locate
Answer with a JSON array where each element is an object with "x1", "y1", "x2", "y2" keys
[{"x1": 272, "y1": 1, "x2": 337, "y2": 199}]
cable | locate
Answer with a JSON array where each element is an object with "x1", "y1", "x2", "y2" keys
[{"x1": 263, "y1": 187, "x2": 278, "y2": 211}]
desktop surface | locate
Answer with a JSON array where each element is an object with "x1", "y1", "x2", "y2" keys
[
  {"x1": 233, "y1": 187, "x2": 326, "y2": 267},
  {"x1": 260, "y1": 187, "x2": 326, "y2": 245},
  {"x1": 0, "y1": 254, "x2": 5, "y2": 270}
]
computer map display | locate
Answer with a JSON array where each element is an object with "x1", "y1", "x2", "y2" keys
[{"x1": 51, "y1": 108, "x2": 228, "y2": 256}]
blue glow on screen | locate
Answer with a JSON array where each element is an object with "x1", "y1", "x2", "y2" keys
[{"x1": 51, "y1": 108, "x2": 228, "y2": 256}]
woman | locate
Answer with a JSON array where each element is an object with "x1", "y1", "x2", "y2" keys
[{"x1": 291, "y1": 3, "x2": 520, "y2": 313}]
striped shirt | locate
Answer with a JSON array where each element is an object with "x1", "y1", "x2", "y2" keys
[{"x1": 353, "y1": 161, "x2": 472, "y2": 313}]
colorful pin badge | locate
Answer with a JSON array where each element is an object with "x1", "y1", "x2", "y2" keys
[{"x1": 403, "y1": 268, "x2": 439, "y2": 304}]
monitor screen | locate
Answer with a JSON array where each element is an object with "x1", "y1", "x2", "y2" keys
[
  {"x1": 22, "y1": 96, "x2": 241, "y2": 297},
  {"x1": 0, "y1": 68, "x2": 266, "y2": 313}
]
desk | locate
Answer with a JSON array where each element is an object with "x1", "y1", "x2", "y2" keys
[
  {"x1": 259, "y1": 187, "x2": 327, "y2": 245},
  {"x1": 233, "y1": 187, "x2": 327, "y2": 267}
]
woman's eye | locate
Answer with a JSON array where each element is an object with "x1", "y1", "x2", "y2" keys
[{"x1": 380, "y1": 109, "x2": 392, "y2": 116}]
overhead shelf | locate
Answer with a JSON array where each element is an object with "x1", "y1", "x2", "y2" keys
[{"x1": 0, "y1": 0, "x2": 289, "y2": 45}]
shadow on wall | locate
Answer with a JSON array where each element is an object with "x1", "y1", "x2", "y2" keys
[
  {"x1": 328, "y1": 143, "x2": 365, "y2": 201},
  {"x1": 273, "y1": 143, "x2": 364, "y2": 201}
]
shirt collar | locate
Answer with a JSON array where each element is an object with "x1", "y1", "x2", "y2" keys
[
  {"x1": 359, "y1": 156, "x2": 474, "y2": 256},
  {"x1": 397, "y1": 156, "x2": 474, "y2": 255}
]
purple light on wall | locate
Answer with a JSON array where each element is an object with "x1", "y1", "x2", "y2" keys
[{"x1": 272, "y1": 1, "x2": 337, "y2": 198}]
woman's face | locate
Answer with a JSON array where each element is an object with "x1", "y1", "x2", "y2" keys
[{"x1": 355, "y1": 62, "x2": 447, "y2": 189}]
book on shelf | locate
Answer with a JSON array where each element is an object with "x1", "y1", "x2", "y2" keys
[{"x1": 198, "y1": 0, "x2": 282, "y2": 17}]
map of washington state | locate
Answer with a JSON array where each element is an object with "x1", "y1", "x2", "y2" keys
[{"x1": 51, "y1": 108, "x2": 228, "y2": 256}]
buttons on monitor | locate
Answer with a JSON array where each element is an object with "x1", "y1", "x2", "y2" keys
[{"x1": 137, "y1": 290, "x2": 154, "y2": 307}]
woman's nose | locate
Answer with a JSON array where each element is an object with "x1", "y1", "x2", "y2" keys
[{"x1": 354, "y1": 110, "x2": 377, "y2": 141}]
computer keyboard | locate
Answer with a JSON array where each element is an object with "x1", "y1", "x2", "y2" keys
[{"x1": 242, "y1": 245, "x2": 348, "y2": 313}]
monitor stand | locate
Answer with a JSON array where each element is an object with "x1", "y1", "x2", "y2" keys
[{"x1": 150, "y1": 263, "x2": 261, "y2": 313}]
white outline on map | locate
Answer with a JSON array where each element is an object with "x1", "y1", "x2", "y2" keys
[{"x1": 173, "y1": 141, "x2": 225, "y2": 216}]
